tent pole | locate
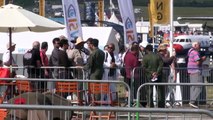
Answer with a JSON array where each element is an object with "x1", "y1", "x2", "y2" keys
[{"x1": 9, "y1": 27, "x2": 12, "y2": 77}]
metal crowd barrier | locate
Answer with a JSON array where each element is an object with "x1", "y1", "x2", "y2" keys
[
  {"x1": 136, "y1": 83, "x2": 213, "y2": 120},
  {"x1": 132, "y1": 67, "x2": 213, "y2": 104},
  {"x1": 3, "y1": 66, "x2": 213, "y2": 119},
  {"x1": 0, "y1": 104, "x2": 213, "y2": 120},
  {"x1": 0, "y1": 78, "x2": 131, "y2": 120},
  {"x1": 13, "y1": 66, "x2": 86, "y2": 79}
]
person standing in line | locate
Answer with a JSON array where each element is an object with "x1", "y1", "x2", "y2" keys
[
  {"x1": 40, "y1": 42, "x2": 48, "y2": 91},
  {"x1": 124, "y1": 44, "x2": 140, "y2": 101},
  {"x1": 102, "y1": 43, "x2": 117, "y2": 101},
  {"x1": 58, "y1": 39, "x2": 71, "y2": 79},
  {"x1": 84, "y1": 38, "x2": 105, "y2": 101},
  {"x1": 157, "y1": 44, "x2": 177, "y2": 107},
  {"x1": 108, "y1": 43, "x2": 117, "y2": 79},
  {"x1": 28, "y1": 41, "x2": 42, "y2": 90},
  {"x1": 84, "y1": 38, "x2": 105, "y2": 80},
  {"x1": 2, "y1": 42, "x2": 17, "y2": 98},
  {"x1": 187, "y1": 42, "x2": 206, "y2": 108},
  {"x1": 142, "y1": 45, "x2": 164, "y2": 108},
  {"x1": 67, "y1": 37, "x2": 88, "y2": 100},
  {"x1": 138, "y1": 42, "x2": 148, "y2": 107},
  {"x1": 49, "y1": 38, "x2": 61, "y2": 78}
]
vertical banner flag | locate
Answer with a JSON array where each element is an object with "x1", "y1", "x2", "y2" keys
[
  {"x1": 62, "y1": 0, "x2": 82, "y2": 42},
  {"x1": 117, "y1": 0, "x2": 137, "y2": 44},
  {"x1": 150, "y1": 0, "x2": 170, "y2": 25}
]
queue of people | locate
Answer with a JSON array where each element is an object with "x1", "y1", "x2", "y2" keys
[{"x1": 0, "y1": 36, "x2": 207, "y2": 109}]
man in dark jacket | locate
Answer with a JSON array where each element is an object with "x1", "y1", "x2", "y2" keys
[
  {"x1": 143, "y1": 45, "x2": 164, "y2": 108},
  {"x1": 26, "y1": 41, "x2": 42, "y2": 90},
  {"x1": 48, "y1": 38, "x2": 60, "y2": 92},
  {"x1": 58, "y1": 39, "x2": 71, "y2": 79},
  {"x1": 49, "y1": 38, "x2": 60, "y2": 79},
  {"x1": 84, "y1": 38, "x2": 105, "y2": 80}
]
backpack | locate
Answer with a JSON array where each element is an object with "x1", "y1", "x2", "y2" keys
[{"x1": 23, "y1": 49, "x2": 33, "y2": 66}]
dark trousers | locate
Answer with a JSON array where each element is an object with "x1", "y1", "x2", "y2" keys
[
  {"x1": 146, "y1": 81, "x2": 165, "y2": 108},
  {"x1": 29, "y1": 74, "x2": 47, "y2": 92}
]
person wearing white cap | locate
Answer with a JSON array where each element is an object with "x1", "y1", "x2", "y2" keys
[
  {"x1": 138, "y1": 41, "x2": 148, "y2": 63},
  {"x1": 2, "y1": 42, "x2": 17, "y2": 68},
  {"x1": 1, "y1": 42, "x2": 17, "y2": 99},
  {"x1": 2, "y1": 42, "x2": 18, "y2": 78},
  {"x1": 139, "y1": 42, "x2": 148, "y2": 51}
]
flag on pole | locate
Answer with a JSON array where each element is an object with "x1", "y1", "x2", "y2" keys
[
  {"x1": 62, "y1": 0, "x2": 82, "y2": 43},
  {"x1": 150, "y1": 0, "x2": 170, "y2": 25},
  {"x1": 117, "y1": 0, "x2": 137, "y2": 44}
]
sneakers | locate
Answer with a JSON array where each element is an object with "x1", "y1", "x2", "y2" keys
[{"x1": 189, "y1": 102, "x2": 199, "y2": 109}]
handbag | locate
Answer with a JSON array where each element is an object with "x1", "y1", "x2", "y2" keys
[{"x1": 120, "y1": 64, "x2": 126, "y2": 76}]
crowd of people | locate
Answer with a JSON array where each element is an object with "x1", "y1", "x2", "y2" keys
[{"x1": 0, "y1": 35, "x2": 207, "y2": 108}]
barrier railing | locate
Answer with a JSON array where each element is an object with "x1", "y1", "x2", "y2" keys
[
  {"x1": 0, "y1": 78, "x2": 131, "y2": 120},
  {"x1": 136, "y1": 83, "x2": 213, "y2": 120},
  {"x1": 2, "y1": 66, "x2": 213, "y2": 119},
  {"x1": 0, "y1": 104, "x2": 213, "y2": 120},
  {"x1": 132, "y1": 67, "x2": 213, "y2": 104}
]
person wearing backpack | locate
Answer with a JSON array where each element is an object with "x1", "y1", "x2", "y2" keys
[{"x1": 25, "y1": 41, "x2": 42, "y2": 90}]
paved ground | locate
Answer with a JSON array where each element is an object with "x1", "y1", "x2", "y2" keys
[{"x1": 72, "y1": 103, "x2": 213, "y2": 120}]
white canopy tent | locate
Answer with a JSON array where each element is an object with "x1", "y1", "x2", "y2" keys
[
  {"x1": 108, "y1": 12, "x2": 123, "y2": 26},
  {"x1": 0, "y1": 27, "x2": 119, "y2": 55}
]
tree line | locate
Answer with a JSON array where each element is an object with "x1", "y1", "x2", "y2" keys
[
  {"x1": 133, "y1": 0, "x2": 213, "y2": 7},
  {"x1": 13, "y1": 0, "x2": 213, "y2": 8}
]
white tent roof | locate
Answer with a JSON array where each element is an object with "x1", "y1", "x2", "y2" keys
[
  {"x1": 0, "y1": 27, "x2": 119, "y2": 55},
  {"x1": 108, "y1": 12, "x2": 123, "y2": 25},
  {"x1": 82, "y1": 27, "x2": 119, "y2": 54}
]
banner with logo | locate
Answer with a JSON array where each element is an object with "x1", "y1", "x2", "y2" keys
[
  {"x1": 62, "y1": 0, "x2": 82, "y2": 42},
  {"x1": 150, "y1": 0, "x2": 170, "y2": 25},
  {"x1": 117, "y1": 0, "x2": 137, "y2": 44}
]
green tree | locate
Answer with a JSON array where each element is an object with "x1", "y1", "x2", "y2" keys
[{"x1": 13, "y1": 0, "x2": 34, "y2": 7}]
